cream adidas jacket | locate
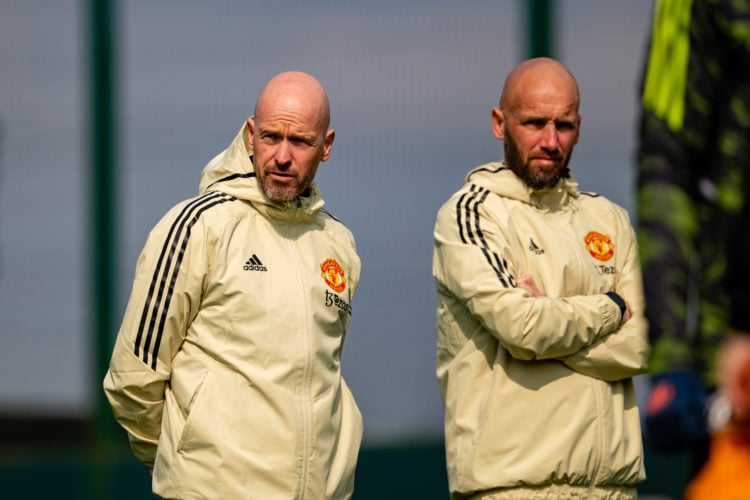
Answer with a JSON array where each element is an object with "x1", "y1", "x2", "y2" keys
[
  {"x1": 104, "y1": 123, "x2": 362, "y2": 499},
  {"x1": 433, "y1": 163, "x2": 649, "y2": 499}
]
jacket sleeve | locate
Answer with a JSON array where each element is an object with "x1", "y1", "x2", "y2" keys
[
  {"x1": 103, "y1": 200, "x2": 207, "y2": 466},
  {"x1": 562, "y1": 221, "x2": 651, "y2": 381},
  {"x1": 433, "y1": 199, "x2": 622, "y2": 361}
]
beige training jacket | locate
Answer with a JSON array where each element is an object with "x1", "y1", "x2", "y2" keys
[
  {"x1": 433, "y1": 163, "x2": 649, "y2": 499},
  {"x1": 104, "y1": 124, "x2": 362, "y2": 499}
]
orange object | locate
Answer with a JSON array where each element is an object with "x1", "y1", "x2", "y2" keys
[
  {"x1": 686, "y1": 360, "x2": 750, "y2": 500},
  {"x1": 646, "y1": 379, "x2": 676, "y2": 416},
  {"x1": 741, "y1": 361, "x2": 750, "y2": 410},
  {"x1": 685, "y1": 425, "x2": 750, "y2": 500}
]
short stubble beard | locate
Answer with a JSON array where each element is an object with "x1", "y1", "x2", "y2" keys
[
  {"x1": 259, "y1": 176, "x2": 300, "y2": 203},
  {"x1": 503, "y1": 133, "x2": 571, "y2": 190}
]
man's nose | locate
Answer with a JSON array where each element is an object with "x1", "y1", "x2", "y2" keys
[
  {"x1": 540, "y1": 123, "x2": 560, "y2": 151},
  {"x1": 275, "y1": 141, "x2": 292, "y2": 166}
]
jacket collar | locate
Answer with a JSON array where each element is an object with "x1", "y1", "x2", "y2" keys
[{"x1": 466, "y1": 161, "x2": 580, "y2": 211}]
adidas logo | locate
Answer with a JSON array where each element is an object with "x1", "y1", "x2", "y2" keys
[
  {"x1": 529, "y1": 239, "x2": 545, "y2": 255},
  {"x1": 243, "y1": 254, "x2": 268, "y2": 272}
]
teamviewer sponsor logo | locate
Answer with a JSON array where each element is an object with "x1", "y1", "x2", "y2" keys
[{"x1": 243, "y1": 254, "x2": 267, "y2": 272}]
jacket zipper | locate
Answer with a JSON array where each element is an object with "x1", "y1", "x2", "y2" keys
[{"x1": 285, "y1": 234, "x2": 313, "y2": 499}]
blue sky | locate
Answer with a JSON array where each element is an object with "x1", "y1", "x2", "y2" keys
[{"x1": 0, "y1": 0, "x2": 654, "y2": 444}]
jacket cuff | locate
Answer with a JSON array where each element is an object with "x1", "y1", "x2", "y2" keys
[
  {"x1": 605, "y1": 292, "x2": 626, "y2": 319},
  {"x1": 599, "y1": 294, "x2": 621, "y2": 333}
]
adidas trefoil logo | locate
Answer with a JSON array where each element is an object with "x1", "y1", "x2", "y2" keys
[
  {"x1": 529, "y1": 239, "x2": 545, "y2": 255},
  {"x1": 243, "y1": 254, "x2": 268, "y2": 272}
]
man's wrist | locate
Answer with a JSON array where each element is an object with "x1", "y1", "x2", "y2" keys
[{"x1": 605, "y1": 292, "x2": 626, "y2": 318}]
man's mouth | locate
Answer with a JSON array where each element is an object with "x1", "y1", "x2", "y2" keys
[
  {"x1": 268, "y1": 171, "x2": 295, "y2": 182},
  {"x1": 531, "y1": 157, "x2": 559, "y2": 167}
]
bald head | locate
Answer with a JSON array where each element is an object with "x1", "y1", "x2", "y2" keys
[
  {"x1": 491, "y1": 58, "x2": 582, "y2": 190},
  {"x1": 247, "y1": 71, "x2": 336, "y2": 203},
  {"x1": 255, "y1": 71, "x2": 331, "y2": 132},
  {"x1": 500, "y1": 58, "x2": 580, "y2": 112}
]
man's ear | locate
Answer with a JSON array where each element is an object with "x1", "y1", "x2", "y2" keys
[
  {"x1": 246, "y1": 117, "x2": 255, "y2": 151},
  {"x1": 491, "y1": 108, "x2": 505, "y2": 140},
  {"x1": 321, "y1": 129, "x2": 335, "y2": 162}
]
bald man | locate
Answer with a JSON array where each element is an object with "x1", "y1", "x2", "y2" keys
[
  {"x1": 433, "y1": 58, "x2": 649, "y2": 499},
  {"x1": 104, "y1": 72, "x2": 363, "y2": 499}
]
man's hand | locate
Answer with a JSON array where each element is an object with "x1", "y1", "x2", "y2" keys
[
  {"x1": 517, "y1": 275, "x2": 544, "y2": 297},
  {"x1": 621, "y1": 304, "x2": 632, "y2": 325}
]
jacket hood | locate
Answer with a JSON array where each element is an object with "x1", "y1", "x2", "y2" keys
[
  {"x1": 466, "y1": 161, "x2": 581, "y2": 211},
  {"x1": 198, "y1": 122, "x2": 324, "y2": 222}
]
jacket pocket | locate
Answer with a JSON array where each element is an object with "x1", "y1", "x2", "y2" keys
[{"x1": 176, "y1": 369, "x2": 212, "y2": 453}]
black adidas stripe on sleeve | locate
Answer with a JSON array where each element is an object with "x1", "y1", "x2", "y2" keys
[
  {"x1": 133, "y1": 191, "x2": 234, "y2": 370},
  {"x1": 455, "y1": 184, "x2": 515, "y2": 289}
]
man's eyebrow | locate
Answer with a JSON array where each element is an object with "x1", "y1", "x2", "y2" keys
[
  {"x1": 290, "y1": 129, "x2": 320, "y2": 141},
  {"x1": 515, "y1": 113, "x2": 576, "y2": 123}
]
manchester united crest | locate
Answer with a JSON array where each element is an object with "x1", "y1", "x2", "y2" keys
[
  {"x1": 321, "y1": 258, "x2": 347, "y2": 293},
  {"x1": 584, "y1": 231, "x2": 615, "y2": 261}
]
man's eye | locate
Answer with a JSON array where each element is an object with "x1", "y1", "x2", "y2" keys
[
  {"x1": 525, "y1": 120, "x2": 545, "y2": 129},
  {"x1": 262, "y1": 134, "x2": 280, "y2": 143}
]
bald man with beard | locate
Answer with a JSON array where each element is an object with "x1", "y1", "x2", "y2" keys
[
  {"x1": 104, "y1": 72, "x2": 363, "y2": 499},
  {"x1": 433, "y1": 58, "x2": 649, "y2": 499}
]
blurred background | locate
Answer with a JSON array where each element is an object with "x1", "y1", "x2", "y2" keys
[{"x1": 0, "y1": 1, "x2": 690, "y2": 498}]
